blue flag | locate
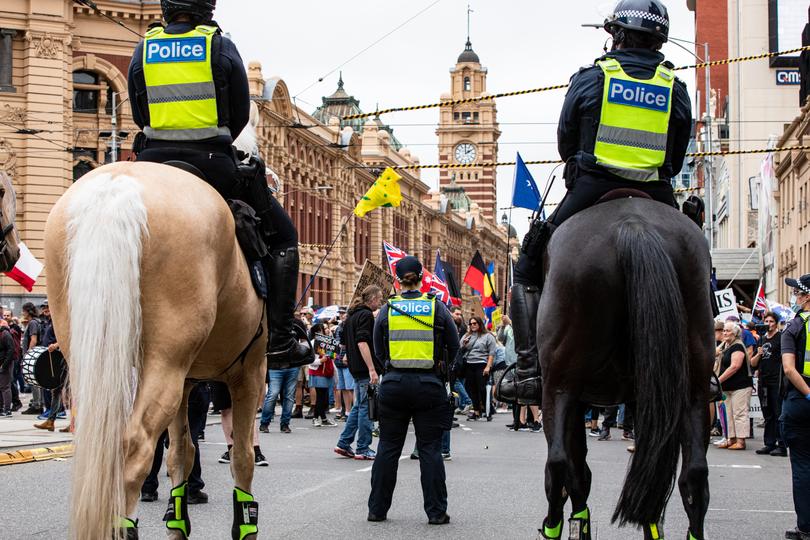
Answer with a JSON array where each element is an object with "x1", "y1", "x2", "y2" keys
[{"x1": 511, "y1": 152, "x2": 541, "y2": 211}]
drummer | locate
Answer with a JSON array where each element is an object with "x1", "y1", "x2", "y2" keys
[{"x1": 33, "y1": 301, "x2": 66, "y2": 432}]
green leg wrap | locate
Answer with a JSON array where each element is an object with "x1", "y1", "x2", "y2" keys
[
  {"x1": 163, "y1": 482, "x2": 190, "y2": 538},
  {"x1": 232, "y1": 487, "x2": 259, "y2": 540},
  {"x1": 647, "y1": 523, "x2": 662, "y2": 539},
  {"x1": 540, "y1": 518, "x2": 563, "y2": 539},
  {"x1": 568, "y1": 507, "x2": 591, "y2": 540},
  {"x1": 687, "y1": 532, "x2": 700, "y2": 540},
  {"x1": 116, "y1": 517, "x2": 138, "y2": 540}
]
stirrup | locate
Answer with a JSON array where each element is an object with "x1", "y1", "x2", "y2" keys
[
  {"x1": 232, "y1": 487, "x2": 259, "y2": 540},
  {"x1": 115, "y1": 517, "x2": 138, "y2": 540},
  {"x1": 567, "y1": 507, "x2": 591, "y2": 540},
  {"x1": 163, "y1": 482, "x2": 190, "y2": 539}
]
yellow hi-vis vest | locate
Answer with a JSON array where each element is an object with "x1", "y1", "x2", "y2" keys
[
  {"x1": 388, "y1": 293, "x2": 436, "y2": 370},
  {"x1": 142, "y1": 25, "x2": 229, "y2": 141},
  {"x1": 593, "y1": 57, "x2": 675, "y2": 182},
  {"x1": 797, "y1": 313, "x2": 810, "y2": 377}
]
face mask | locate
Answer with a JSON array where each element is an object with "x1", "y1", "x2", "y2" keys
[{"x1": 790, "y1": 294, "x2": 800, "y2": 313}]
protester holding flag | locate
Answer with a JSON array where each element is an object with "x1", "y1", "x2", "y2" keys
[{"x1": 459, "y1": 316, "x2": 497, "y2": 421}]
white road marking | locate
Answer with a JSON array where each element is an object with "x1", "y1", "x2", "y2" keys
[
  {"x1": 355, "y1": 454, "x2": 408, "y2": 473},
  {"x1": 708, "y1": 464, "x2": 762, "y2": 469},
  {"x1": 708, "y1": 508, "x2": 793, "y2": 514}
]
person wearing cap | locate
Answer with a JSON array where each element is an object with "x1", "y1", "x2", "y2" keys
[
  {"x1": 367, "y1": 256, "x2": 459, "y2": 525},
  {"x1": 780, "y1": 275, "x2": 810, "y2": 540},
  {"x1": 503, "y1": 0, "x2": 693, "y2": 407}
]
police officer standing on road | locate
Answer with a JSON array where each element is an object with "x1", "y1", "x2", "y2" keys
[
  {"x1": 128, "y1": 0, "x2": 310, "y2": 366},
  {"x1": 780, "y1": 274, "x2": 810, "y2": 540},
  {"x1": 499, "y1": 0, "x2": 692, "y2": 406},
  {"x1": 368, "y1": 256, "x2": 459, "y2": 525}
]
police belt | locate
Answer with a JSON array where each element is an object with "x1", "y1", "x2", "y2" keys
[
  {"x1": 387, "y1": 366, "x2": 441, "y2": 375},
  {"x1": 143, "y1": 138, "x2": 234, "y2": 154}
]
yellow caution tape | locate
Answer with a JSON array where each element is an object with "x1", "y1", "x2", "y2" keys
[
  {"x1": 341, "y1": 46, "x2": 810, "y2": 121},
  {"x1": 0, "y1": 443, "x2": 74, "y2": 466}
]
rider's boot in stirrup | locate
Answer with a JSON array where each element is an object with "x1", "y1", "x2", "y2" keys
[
  {"x1": 496, "y1": 283, "x2": 542, "y2": 405},
  {"x1": 264, "y1": 248, "x2": 311, "y2": 368}
]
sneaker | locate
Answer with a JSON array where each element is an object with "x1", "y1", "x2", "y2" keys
[
  {"x1": 56, "y1": 410, "x2": 66, "y2": 419},
  {"x1": 254, "y1": 449, "x2": 269, "y2": 467},
  {"x1": 0, "y1": 411, "x2": 11, "y2": 417},
  {"x1": 36, "y1": 410, "x2": 51, "y2": 420},
  {"x1": 712, "y1": 437, "x2": 727, "y2": 446},
  {"x1": 304, "y1": 408, "x2": 316, "y2": 420},
  {"x1": 312, "y1": 418, "x2": 323, "y2": 427},
  {"x1": 588, "y1": 428, "x2": 600, "y2": 437},
  {"x1": 321, "y1": 418, "x2": 337, "y2": 427},
  {"x1": 218, "y1": 450, "x2": 231, "y2": 464},
  {"x1": 622, "y1": 431, "x2": 634, "y2": 441},
  {"x1": 518, "y1": 423, "x2": 531, "y2": 432},
  {"x1": 334, "y1": 446, "x2": 355, "y2": 459},
  {"x1": 770, "y1": 446, "x2": 788, "y2": 457},
  {"x1": 505, "y1": 423, "x2": 516, "y2": 430},
  {"x1": 259, "y1": 424, "x2": 269, "y2": 433},
  {"x1": 354, "y1": 450, "x2": 376, "y2": 461},
  {"x1": 187, "y1": 490, "x2": 208, "y2": 504},
  {"x1": 372, "y1": 427, "x2": 379, "y2": 438},
  {"x1": 597, "y1": 429, "x2": 611, "y2": 441},
  {"x1": 531, "y1": 422, "x2": 542, "y2": 433},
  {"x1": 280, "y1": 424, "x2": 291, "y2": 434},
  {"x1": 11, "y1": 402, "x2": 22, "y2": 412},
  {"x1": 21, "y1": 406, "x2": 41, "y2": 415},
  {"x1": 442, "y1": 453, "x2": 452, "y2": 461}
]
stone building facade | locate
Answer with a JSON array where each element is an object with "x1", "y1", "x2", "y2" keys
[{"x1": 0, "y1": 1, "x2": 509, "y2": 314}]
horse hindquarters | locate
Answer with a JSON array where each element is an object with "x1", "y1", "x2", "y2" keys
[{"x1": 612, "y1": 221, "x2": 689, "y2": 527}]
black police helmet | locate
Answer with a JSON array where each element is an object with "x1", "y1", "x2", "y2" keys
[
  {"x1": 395, "y1": 256, "x2": 423, "y2": 282},
  {"x1": 604, "y1": 0, "x2": 670, "y2": 44},
  {"x1": 160, "y1": 0, "x2": 216, "y2": 23}
]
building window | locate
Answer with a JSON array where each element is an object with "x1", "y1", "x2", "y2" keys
[
  {"x1": 463, "y1": 77, "x2": 471, "y2": 92},
  {"x1": 453, "y1": 112, "x2": 459, "y2": 121},
  {"x1": 0, "y1": 29, "x2": 17, "y2": 92},
  {"x1": 73, "y1": 71, "x2": 100, "y2": 113}
]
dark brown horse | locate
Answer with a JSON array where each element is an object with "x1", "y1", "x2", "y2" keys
[{"x1": 537, "y1": 196, "x2": 713, "y2": 540}]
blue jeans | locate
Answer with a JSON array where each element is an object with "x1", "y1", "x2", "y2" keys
[
  {"x1": 454, "y1": 380, "x2": 471, "y2": 408},
  {"x1": 260, "y1": 367, "x2": 299, "y2": 427},
  {"x1": 338, "y1": 378, "x2": 373, "y2": 453}
]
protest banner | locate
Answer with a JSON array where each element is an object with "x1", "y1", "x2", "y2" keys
[{"x1": 350, "y1": 259, "x2": 394, "y2": 306}]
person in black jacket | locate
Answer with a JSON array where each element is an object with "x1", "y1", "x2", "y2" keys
[
  {"x1": 0, "y1": 320, "x2": 16, "y2": 416},
  {"x1": 503, "y1": 0, "x2": 692, "y2": 406},
  {"x1": 335, "y1": 285, "x2": 384, "y2": 461}
]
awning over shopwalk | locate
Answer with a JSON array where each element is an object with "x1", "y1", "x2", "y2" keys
[{"x1": 711, "y1": 248, "x2": 760, "y2": 282}]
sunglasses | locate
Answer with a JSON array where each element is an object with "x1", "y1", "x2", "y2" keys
[{"x1": 469, "y1": 321, "x2": 479, "y2": 325}]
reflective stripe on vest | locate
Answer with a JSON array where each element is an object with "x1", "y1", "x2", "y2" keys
[
  {"x1": 388, "y1": 294, "x2": 436, "y2": 369},
  {"x1": 142, "y1": 25, "x2": 229, "y2": 141},
  {"x1": 798, "y1": 313, "x2": 810, "y2": 377},
  {"x1": 593, "y1": 58, "x2": 675, "y2": 182}
]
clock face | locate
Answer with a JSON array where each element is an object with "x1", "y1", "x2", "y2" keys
[{"x1": 454, "y1": 143, "x2": 477, "y2": 165}]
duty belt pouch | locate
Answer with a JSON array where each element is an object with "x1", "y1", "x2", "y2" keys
[
  {"x1": 367, "y1": 383, "x2": 379, "y2": 421},
  {"x1": 227, "y1": 200, "x2": 269, "y2": 261}
]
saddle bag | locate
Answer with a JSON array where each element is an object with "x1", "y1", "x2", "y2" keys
[{"x1": 226, "y1": 199, "x2": 268, "y2": 262}]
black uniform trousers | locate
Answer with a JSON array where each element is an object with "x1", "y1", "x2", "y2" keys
[
  {"x1": 513, "y1": 173, "x2": 677, "y2": 286},
  {"x1": 601, "y1": 403, "x2": 634, "y2": 432},
  {"x1": 137, "y1": 146, "x2": 238, "y2": 198},
  {"x1": 781, "y1": 388, "x2": 810, "y2": 532},
  {"x1": 142, "y1": 384, "x2": 210, "y2": 494},
  {"x1": 759, "y1": 379, "x2": 784, "y2": 448},
  {"x1": 369, "y1": 370, "x2": 448, "y2": 520}
]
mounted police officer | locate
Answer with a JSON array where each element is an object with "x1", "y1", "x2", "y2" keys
[
  {"x1": 127, "y1": 0, "x2": 310, "y2": 367},
  {"x1": 781, "y1": 275, "x2": 810, "y2": 540},
  {"x1": 368, "y1": 256, "x2": 459, "y2": 525},
  {"x1": 499, "y1": 0, "x2": 692, "y2": 405}
]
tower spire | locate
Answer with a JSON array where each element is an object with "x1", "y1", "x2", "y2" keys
[{"x1": 466, "y1": 3, "x2": 473, "y2": 44}]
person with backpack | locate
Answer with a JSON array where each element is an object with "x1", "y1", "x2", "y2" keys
[
  {"x1": 20, "y1": 302, "x2": 43, "y2": 415},
  {"x1": 3, "y1": 309, "x2": 23, "y2": 411}
]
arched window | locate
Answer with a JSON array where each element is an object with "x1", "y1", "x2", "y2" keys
[
  {"x1": 463, "y1": 77, "x2": 471, "y2": 92},
  {"x1": 73, "y1": 70, "x2": 100, "y2": 113}
]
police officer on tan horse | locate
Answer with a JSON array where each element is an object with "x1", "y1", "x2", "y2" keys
[
  {"x1": 128, "y1": 0, "x2": 310, "y2": 367},
  {"x1": 499, "y1": 0, "x2": 692, "y2": 406}
]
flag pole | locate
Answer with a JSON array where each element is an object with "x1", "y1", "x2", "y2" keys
[
  {"x1": 503, "y1": 204, "x2": 513, "y2": 315},
  {"x1": 296, "y1": 214, "x2": 350, "y2": 310}
]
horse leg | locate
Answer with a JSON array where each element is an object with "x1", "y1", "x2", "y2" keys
[
  {"x1": 121, "y1": 367, "x2": 187, "y2": 537},
  {"x1": 164, "y1": 383, "x2": 195, "y2": 540},
  {"x1": 564, "y1": 403, "x2": 593, "y2": 540},
  {"x1": 227, "y1": 351, "x2": 264, "y2": 540},
  {"x1": 540, "y1": 394, "x2": 577, "y2": 539},
  {"x1": 677, "y1": 403, "x2": 710, "y2": 540}
]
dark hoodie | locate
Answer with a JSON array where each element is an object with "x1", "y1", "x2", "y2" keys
[{"x1": 341, "y1": 304, "x2": 381, "y2": 379}]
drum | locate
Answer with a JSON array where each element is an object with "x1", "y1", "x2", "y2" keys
[{"x1": 22, "y1": 345, "x2": 66, "y2": 390}]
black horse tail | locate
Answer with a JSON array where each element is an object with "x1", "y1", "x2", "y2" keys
[{"x1": 612, "y1": 220, "x2": 689, "y2": 527}]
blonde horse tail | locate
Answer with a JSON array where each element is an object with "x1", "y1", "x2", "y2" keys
[{"x1": 66, "y1": 172, "x2": 148, "y2": 540}]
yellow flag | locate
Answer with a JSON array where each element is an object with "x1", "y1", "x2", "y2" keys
[
  {"x1": 491, "y1": 308, "x2": 502, "y2": 329},
  {"x1": 353, "y1": 167, "x2": 403, "y2": 218}
]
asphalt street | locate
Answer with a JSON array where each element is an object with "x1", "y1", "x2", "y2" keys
[{"x1": 2, "y1": 409, "x2": 795, "y2": 540}]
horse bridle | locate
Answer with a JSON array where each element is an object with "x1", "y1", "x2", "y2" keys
[{"x1": 0, "y1": 185, "x2": 15, "y2": 259}]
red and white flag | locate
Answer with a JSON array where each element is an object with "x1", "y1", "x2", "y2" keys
[
  {"x1": 3, "y1": 242, "x2": 43, "y2": 292},
  {"x1": 382, "y1": 241, "x2": 450, "y2": 300},
  {"x1": 753, "y1": 280, "x2": 768, "y2": 313}
]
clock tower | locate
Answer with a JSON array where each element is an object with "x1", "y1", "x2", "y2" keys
[{"x1": 436, "y1": 39, "x2": 501, "y2": 222}]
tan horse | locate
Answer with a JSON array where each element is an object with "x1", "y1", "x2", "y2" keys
[
  {"x1": 0, "y1": 171, "x2": 21, "y2": 272},
  {"x1": 45, "y1": 146, "x2": 267, "y2": 537}
]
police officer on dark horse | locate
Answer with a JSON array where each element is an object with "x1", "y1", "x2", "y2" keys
[
  {"x1": 128, "y1": 0, "x2": 311, "y2": 368},
  {"x1": 495, "y1": 1, "x2": 714, "y2": 539}
]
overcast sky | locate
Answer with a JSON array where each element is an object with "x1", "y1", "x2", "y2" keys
[{"x1": 216, "y1": 0, "x2": 696, "y2": 236}]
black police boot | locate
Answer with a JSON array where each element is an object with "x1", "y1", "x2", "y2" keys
[
  {"x1": 264, "y1": 248, "x2": 312, "y2": 368},
  {"x1": 507, "y1": 283, "x2": 543, "y2": 405}
]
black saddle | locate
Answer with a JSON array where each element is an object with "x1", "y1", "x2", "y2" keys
[
  {"x1": 596, "y1": 188, "x2": 652, "y2": 205},
  {"x1": 164, "y1": 160, "x2": 209, "y2": 182}
]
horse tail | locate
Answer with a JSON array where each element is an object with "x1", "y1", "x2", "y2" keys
[
  {"x1": 66, "y1": 172, "x2": 148, "y2": 540},
  {"x1": 612, "y1": 219, "x2": 689, "y2": 527}
]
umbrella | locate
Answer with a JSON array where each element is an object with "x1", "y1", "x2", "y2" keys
[{"x1": 313, "y1": 305, "x2": 340, "y2": 323}]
